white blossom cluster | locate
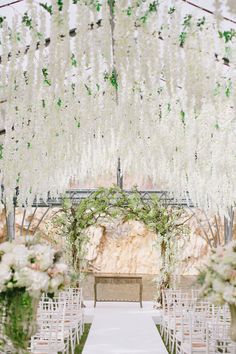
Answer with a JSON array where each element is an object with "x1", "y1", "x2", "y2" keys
[
  {"x1": 0, "y1": 0, "x2": 235, "y2": 216},
  {"x1": 0, "y1": 241, "x2": 71, "y2": 298},
  {"x1": 199, "y1": 240, "x2": 236, "y2": 305}
]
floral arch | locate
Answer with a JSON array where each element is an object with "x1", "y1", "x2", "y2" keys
[{"x1": 55, "y1": 186, "x2": 189, "y2": 299}]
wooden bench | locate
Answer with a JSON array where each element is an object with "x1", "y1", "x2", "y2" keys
[{"x1": 94, "y1": 273, "x2": 143, "y2": 308}]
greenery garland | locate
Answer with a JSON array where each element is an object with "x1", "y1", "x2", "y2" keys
[
  {"x1": 55, "y1": 186, "x2": 189, "y2": 299},
  {"x1": 0, "y1": 288, "x2": 38, "y2": 353}
]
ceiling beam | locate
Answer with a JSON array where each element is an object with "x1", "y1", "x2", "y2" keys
[
  {"x1": 182, "y1": 0, "x2": 236, "y2": 25},
  {"x1": 0, "y1": 0, "x2": 24, "y2": 9}
]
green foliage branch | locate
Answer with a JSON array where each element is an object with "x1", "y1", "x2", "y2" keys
[{"x1": 0, "y1": 288, "x2": 38, "y2": 353}]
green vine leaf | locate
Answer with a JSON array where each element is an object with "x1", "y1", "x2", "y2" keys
[
  {"x1": 22, "y1": 12, "x2": 33, "y2": 29},
  {"x1": 71, "y1": 53, "x2": 77, "y2": 67},
  {"x1": 39, "y1": 2, "x2": 53, "y2": 15},
  {"x1": 84, "y1": 84, "x2": 92, "y2": 95},
  {"x1": 57, "y1": 98, "x2": 62, "y2": 107},
  {"x1": 197, "y1": 16, "x2": 206, "y2": 30},
  {"x1": 0, "y1": 16, "x2": 6, "y2": 28},
  {"x1": 126, "y1": 6, "x2": 132, "y2": 16},
  {"x1": 218, "y1": 29, "x2": 236, "y2": 43},
  {"x1": 110, "y1": 70, "x2": 118, "y2": 91},
  {"x1": 140, "y1": 14, "x2": 148, "y2": 24},
  {"x1": 138, "y1": 1, "x2": 159, "y2": 24},
  {"x1": 180, "y1": 110, "x2": 186, "y2": 124},
  {"x1": 57, "y1": 0, "x2": 63, "y2": 11},
  {"x1": 149, "y1": 1, "x2": 159, "y2": 13},
  {"x1": 213, "y1": 82, "x2": 221, "y2": 96},
  {"x1": 95, "y1": 1, "x2": 102, "y2": 11},
  {"x1": 108, "y1": 0, "x2": 115, "y2": 14},
  {"x1": 225, "y1": 79, "x2": 232, "y2": 97},
  {"x1": 182, "y1": 14, "x2": 192, "y2": 30},
  {"x1": 178, "y1": 14, "x2": 192, "y2": 47},
  {"x1": 0, "y1": 144, "x2": 3, "y2": 160},
  {"x1": 16, "y1": 32, "x2": 21, "y2": 41},
  {"x1": 104, "y1": 70, "x2": 118, "y2": 91},
  {"x1": 179, "y1": 31, "x2": 187, "y2": 47},
  {"x1": 168, "y1": 7, "x2": 175, "y2": 15},
  {"x1": 42, "y1": 68, "x2": 51, "y2": 86}
]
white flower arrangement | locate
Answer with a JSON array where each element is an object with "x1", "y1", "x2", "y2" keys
[
  {"x1": 0, "y1": 241, "x2": 71, "y2": 298},
  {"x1": 199, "y1": 240, "x2": 236, "y2": 306}
]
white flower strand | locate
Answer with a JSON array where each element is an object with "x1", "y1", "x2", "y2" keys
[{"x1": 0, "y1": 1, "x2": 236, "y2": 217}]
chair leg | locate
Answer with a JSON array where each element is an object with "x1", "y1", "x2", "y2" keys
[
  {"x1": 76, "y1": 325, "x2": 80, "y2": 343},
  {"x1": 70, "y1": 332, "x2": 75, "y2": 354}
]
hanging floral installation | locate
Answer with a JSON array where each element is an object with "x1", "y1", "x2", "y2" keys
[{"x1": 0, "y1": 0, "x2": 235, "y2": 216}]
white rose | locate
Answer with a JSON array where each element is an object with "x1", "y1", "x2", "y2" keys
[
  {"x1": 223, "y1": 285, "x2": 236, "y2": 304},
  {"x1": 212, "y1": 264, "x2": 232, "y2": 280},
  {"x1": 208, "y1": 293, "x2": 225, "y2": 306},
  {"x1": 31, "y1": 244, "x2": 55, "y2": 271},
  {"x1": 28, "y1": 271, "x2": 50, "y2": 297},
  {"x1": 14, "y1": 267, "x2": 34, "y2": 288},
  {"x1": 225, "y1": 241, "x2": 236, "y2": 251},
  {"x1": 222, "y1": 253, "x2": 236, "y2": 266},
  {"x1": 0, "y1": 242, "x2": 14, "y2": 254},
  {"x1": 212, "y1": 278, "x2": 225, "y2": 294},
  {"x1": 2, "y1": 253, "x2": 16, "y2": 267},
  {"x1": 0, "y1": 264, "x2": 12, "y2": 291},
  {"x1": 53, "y1": 263, "x2": 68, "y2": 274},
  {"x1": 2, "y1": 248, "x2": 30, "y2": 269},
  {"x1": 49, "y1": 274, "x2": 64, "y2": 293}
]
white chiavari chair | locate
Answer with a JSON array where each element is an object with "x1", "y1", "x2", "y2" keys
[
  {"x1": 161, "y1": 289, "x2": 235, "y2": 354},
  {"x1": 30, "y1": 298, "x2": 69, "y2": 354},
  {"x1": 207, "y1": 322, "x2": 236, "y2": 354},
  {"x1": 175, "y1": 311, "x2": 209, "y2": 354},
  {"x1": 161, "y1": 289, "x2": 193, "y2": 352},
  {"x1": 59, "y1": 288, "x2": 84, "y2": 352},
  {"x1": 68, "y1": 288, "x2": 84, "y2": 339}
]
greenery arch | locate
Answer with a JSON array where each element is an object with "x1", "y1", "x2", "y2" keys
[{"x1": 55, "y1": 186, "x2": 189, "y2": 301}]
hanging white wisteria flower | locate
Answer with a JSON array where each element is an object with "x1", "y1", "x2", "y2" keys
[{"x1": 0, "y1": 0, "x2": 235, "y2": 216}]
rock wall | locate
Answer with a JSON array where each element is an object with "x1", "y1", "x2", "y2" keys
[{"x1": 85, "y1": 220, "x2": 160, "y2": 274}]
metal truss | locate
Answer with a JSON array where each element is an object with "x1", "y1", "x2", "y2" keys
[{"x1": 33, "y1": 189, "x2": 194, "y2": 208}]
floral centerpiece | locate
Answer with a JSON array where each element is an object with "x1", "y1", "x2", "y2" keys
[
  {"x1": 198, "y1": 240, "x2": 236, "y2": 341},
  {"x1": 0, "y1": 240, "x2": 71, "y2": 353}
]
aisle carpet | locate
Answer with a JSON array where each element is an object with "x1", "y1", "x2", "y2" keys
[{"x1": 82, "y1": 302, "x2": 168, "y2": 354}]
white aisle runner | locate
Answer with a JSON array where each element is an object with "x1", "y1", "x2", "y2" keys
[{"x1": 82, "y1": 302, "x2": 168, "y2": 354}]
